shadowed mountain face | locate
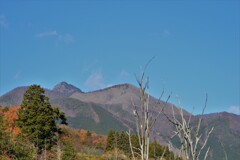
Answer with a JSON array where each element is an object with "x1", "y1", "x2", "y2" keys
[{"x1": 0, "y1": 82, "x2": 239, "y2": 159}]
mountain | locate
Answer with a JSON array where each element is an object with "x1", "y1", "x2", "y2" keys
[
  {"x1": 70, "y1": 84, "x2": 181, "y2": 140},
  {"x1": 0, "y1": 82, "x2": 127, "y2": 134},
  {"x1": 50, "y1": 97, "x2": 127, "y2": 134},
  {"x1": 0, "y1": 83, "x2": 182, "y2": 135},
  {"x1": 198, "y1": 112, "x2": 240, "y2": 160},
  {"x1": 0, "y1": 82, "x2": 82, "y2": 106},
  {"x1": 52, "y1": 81, "x2": 83, "y2": 96},
  {"x1": 0, "y1": 86, "x2": 29, "y2": 107},
  {"x1": 0, "y1": 82, "x2": 240, "y2": 160}
]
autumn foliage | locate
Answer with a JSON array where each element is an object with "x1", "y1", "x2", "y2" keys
[
  {"x1": 1, "y1": 106, "x2": 21, "y2": 137},
  {"x1": 60, "y1": 126, "x2": 106, "y2": 150},
  {"x1": 77, "y1": 129, "x2": 106, "y2": 148},
  {"x1": 0, "y1": 106, "x2": 106, "y2": 150}
]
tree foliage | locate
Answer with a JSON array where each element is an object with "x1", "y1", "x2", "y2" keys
[
  {"x1": 0, "y1": 112, "x2": 11, "y2": 156},
  {"x1": 105, "y1": 130, "x2": 177, "y2": 159},
  {"x1": 17, "y1": 85, "x2": 67, "y2": 153},
  {"x1": 2, "y1": 106, "x2": 21, "y2": 136},
  {"x1": 105, "y1": 129, "x2": 116, "y2": 152},
  {"x1": 61, "y1": 141, "x2": 78, "y2": 160},
  {"x1": 0, "y1": 107, "x2": 35, "y2": 159}
]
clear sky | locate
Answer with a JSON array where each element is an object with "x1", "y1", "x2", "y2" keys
[{"x1": 0, "y1": 0, "x2": 239, "y2": 115}]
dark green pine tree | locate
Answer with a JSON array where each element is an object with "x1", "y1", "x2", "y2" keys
[
  {"x1": 0, "y1": 114, "x2": 11, "y2": 156},
  {"x1": 164, "y1": 146, "x2": 175, "y2": 160},
  {"x1": 17, "y1": 85, "x2": 67, "y2": 153},
  {"x1": 118, "y1": 131, "x2": 130, "y2": 156},
  {"x1": 105, "y1": 129, "x2": 116, "y2": 152},
  {"x1": 149, "y1": 140, "x2": 163, "y2": 158},
  {"x1": 176, "y1": 156, "x2": 184, "y2": 160}
]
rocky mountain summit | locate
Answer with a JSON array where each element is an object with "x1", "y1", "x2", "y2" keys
[{"x1": 52, "y1": 81, "x2": 83, "y2": 96}]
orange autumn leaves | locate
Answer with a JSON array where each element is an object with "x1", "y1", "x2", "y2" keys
[
  {"x1": 60, "y1": 126, "x2": 107, "y2": 150},
  {"x1": 0, "y1": 106, "x2": 21, "y2": 136},
  {"x1": 78, "y1": 129, "x2": 106, "y2": 147}
]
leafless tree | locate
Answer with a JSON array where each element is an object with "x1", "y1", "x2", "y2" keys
[
  {"x1": 164, "y1": 95, "x2": 214, "y2": 160},
  {"x1": 56, "y1": 131, "x2": 62, "y2": 160},
  {"x1": 127, "y1": 58, "x2": 170, "y2": 160}
]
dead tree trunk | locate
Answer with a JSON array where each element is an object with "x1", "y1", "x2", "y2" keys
[{"x1": 127, "y1": 60, "x2": 170, "y2": 160}]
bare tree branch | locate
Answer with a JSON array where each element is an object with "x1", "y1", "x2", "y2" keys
[
  {"x1": 128, "y1": 60, "x2": 168, "y2": 160},
  {"x1": 163, "y1": 94, "x2": 213, "y2": 160}
]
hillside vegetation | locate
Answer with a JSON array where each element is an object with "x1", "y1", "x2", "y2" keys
[{"x1": 0, "y1": 106, "x2": 181, "y2": 160}]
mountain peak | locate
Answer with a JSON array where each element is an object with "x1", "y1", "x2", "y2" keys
[{"x1": 53, "y1": 81, "x2": 82, "y2": 95}]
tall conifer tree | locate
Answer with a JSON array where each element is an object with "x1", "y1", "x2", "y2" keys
[
  {"x1": 17, "y1": 85, "x2": 67, "y2": 153},
  {"x1": 105, "y1": 130, "x2": 116, "y2": 152}
]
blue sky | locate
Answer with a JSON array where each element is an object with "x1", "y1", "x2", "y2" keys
[{"x1": 0, "y1": 1, "x2": 239, "y2": 115}]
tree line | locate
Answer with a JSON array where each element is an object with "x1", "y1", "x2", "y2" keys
[{"x1": 104, "y1": 130, "x2": 183, "y2": 160}]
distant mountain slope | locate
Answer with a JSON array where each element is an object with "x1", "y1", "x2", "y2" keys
[
  {"x1": 51, "y1": 98, "x2": 126, "y2": 134},
  {"x1": 199, "y1": 112, "x2": 240, "y2": 160},
  {"x1": 0, "y1": 82, "x2": 82, "y2": 106},
  {"x1": 71, "y1": 83, "x2": 173, "y2": 113},
  {"x1": 70, "y1": 83, "x2": 188, "y2": 143},
  {"x1": 0, "y1": 87, "x2": 66, "y2": 106},
  {"x1": 170, "y1": 112, "x2": 240, "y2": 160},
  {"x1": 0, "y1": 86, "x2": 29, "y2": 106}
]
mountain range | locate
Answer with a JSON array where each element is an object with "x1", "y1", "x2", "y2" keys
[{"x1": 0, "y1": 82, "x2": 239, "y2": 160}]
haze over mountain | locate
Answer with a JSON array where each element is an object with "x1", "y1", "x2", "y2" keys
[{"x1": 0, "y1": 82, "x2": 239, "y2": 160}]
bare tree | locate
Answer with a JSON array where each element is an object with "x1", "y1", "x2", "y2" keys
[
  {"x1": 164, "y1": 95, "x2": 214, "y2": 160},
  {"x1": 127, "y1": 59, "x2": 170, "y2": 160},
  {"x1": 56, "y1": 131, "x2": 62, "y2": 160}
]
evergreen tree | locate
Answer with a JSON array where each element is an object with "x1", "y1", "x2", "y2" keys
[
  {"x1": 118, "y1": 131, "x2": 130, "y2": 156},
  {"x1": 105, "y1": 130, "x2": 177, "y2": 160},
  {"x1": 176, "y1": 156, "x2": 184, "y2": 160},
  {"x1": 163, "y1": 146, "x2": 175, "y2": 160},
  {"x1": 130, "y1": 134, "x2": 141, "y2": 156},
  {"x1": 0, "y1": 110, "x2": 35, "y2": 159},
  {"x1": 0, "y1": 115, "x2": 11, "y2": 156},
  {"x1": 86, "y1": 130, "x2": 91, "y2": 137},
  {"x1": 149, "y1": 140, "x2": 163, "y2": 158},
  {"x1": 114, "y1": 131, "x2": 120, "y2": 149},
  {"x1": 62, "y1": 141, "x2": 78, "y2": 160},
  {"x1": 10, "y1": 134, "x2": 36, "y2": 160},
  {"x1": 105, "y1": 129, "x2": 116, "y2": 152},
  {"x1": 86, "y1": 130, "x2": 92, "y2": 145},
  {"x1": 17, "y1": 85, "x2": 67, "y2": 153}
]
